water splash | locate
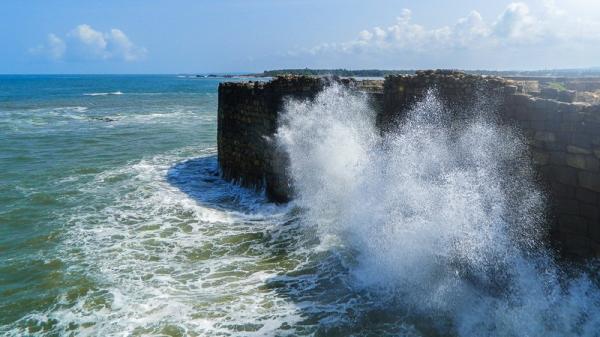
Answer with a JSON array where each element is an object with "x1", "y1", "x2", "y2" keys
[
  {"x1": 83, "y1": 91, "x2": 124, "y2": 96},
  {"x1": 277, "y1": 84, "x2": 600, "y2": 336}
]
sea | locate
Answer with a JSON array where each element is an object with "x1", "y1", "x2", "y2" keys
[{"x1": 1, "y1": 75, "x2": 600, "y2": 337}]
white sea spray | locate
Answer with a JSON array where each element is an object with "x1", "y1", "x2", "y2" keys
[{"x1": 277, "y1": 84, "x2": 600, "y2": 336}]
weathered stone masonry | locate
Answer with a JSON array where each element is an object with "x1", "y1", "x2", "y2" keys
[
  {"x1": 218, "y1": 76, "x2": 383, "y2": 202},
  {"x1": 502, "y1": 87, "x2": 600, "y2": 258},
  {"x1": 217, "y1": 71, "x2": 600, "y2": 258},
  {"x1": 218, "y1": 77, "x2": 322, "y2": 202}
]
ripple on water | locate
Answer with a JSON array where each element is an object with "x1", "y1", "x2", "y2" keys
[{"x1": 2, "y1": 149, "x2": 371, "y2": 336}]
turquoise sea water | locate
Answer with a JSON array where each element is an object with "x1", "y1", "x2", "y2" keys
[{"x1": 1, "y1": 75, "x2": 218, "y2": 324}]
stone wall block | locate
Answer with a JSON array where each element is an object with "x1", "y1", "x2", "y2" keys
[
  {"x1": 561, "y1": 233, "x2": 592, "y2": 257},
  {"x1": 509, "y1": 93, "x2": 532, "y2": 106},
  {"x1": 544, "y1": 141, "x2": 565, "y2": 152},
  {"x1": 580, "y1": 203, "x2": 599, "y2": 221},
  {"x1": 554, "y1": 198, "x2": 580, "y2": 215},
  {"x1": 532, "y1": 151, "x2": 550, "y2": 165},
  {"x1": 580, "y1": 121, "x2": 600, "y2": 135},
  {"x1": 571, "y1": 134, "x2": 592, "y2": 149},
  {"x1": 590, "y1": 223, "x2": 600, "y2": 244},
  {"x1": 562, "y1": 112, "x2": 584, "y2": 122},
  {"x1": 559, "y1": 122, "x2": 579, "y2": 132},
  {"x1": 551, "y1": 182, "x2": 576, "y2": 199},
  {"x1": 594, "y1": 243, "x2": 600, "y2": 258},
  {"x1": 566, "y1": 154, "x2": 589, "y2": 170},
  {"x1": 554, "y1": 166, "x2": 579, "y2": 186},
  {"x1": 576, "y1": 188, "x2": 599, "y2": 204},
  {"x1": 586, "y1": 156, "x2": 600, "y2": 171},
  {"x1": 530, "y1": 120, "x2": 548, "y2": 131},
  {"x1": 579, "y1": 171, "x2": 600, "y2": 192},
  {"x1": 534, "y1": 131, "x2": 556, "y2": 142},
  {"x1": 532, "y1": 99, "x2": 561, "y2": 119},
  {"x1": 558, "y1": 214, "x2": 588, "y2": 234},
  {"x1": 567, "y1": 145, "x2": 592, "y2": 155},
  {"x1": 584, "y1": 112, "x2": 600, "y2": 124}
]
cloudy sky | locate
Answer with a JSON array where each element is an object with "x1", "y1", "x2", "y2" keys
[{"x1": 1, "y1": 0, "x2": 599, "y2": 73}]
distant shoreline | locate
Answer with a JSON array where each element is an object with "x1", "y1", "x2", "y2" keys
[
  {"x1": 177, "y1": 68, "x2": 600, "y2": 79},
  {"x1": 252, "y1": 68, "x2": 600, "y2": 78},
  {"x1": 4, "y1": 69, "x2": 600, "y2": 79}
]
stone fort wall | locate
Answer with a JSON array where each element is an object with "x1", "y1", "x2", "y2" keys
[
  {"x1": 217, "y1": 71, "x2": 600, "y2": 258},
  {"x1": 218, "y1": 76, "x2": 382, "y2": 202}
]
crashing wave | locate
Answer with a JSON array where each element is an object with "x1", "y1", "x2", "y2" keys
[{"x1": 277, "y1": 83, "x2": 600, "y2": 336}]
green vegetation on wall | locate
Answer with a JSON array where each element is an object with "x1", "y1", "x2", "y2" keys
[{"x1": 547, "y1": 82, "x2": 567, "y2": 91}]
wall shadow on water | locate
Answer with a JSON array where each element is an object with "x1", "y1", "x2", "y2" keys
[
  {"x1": 166, "y1": 155, "x2": 264, "y2": 213},
  {"x1": 165, "y1": 156, "x2": 440, "y2": 337}
]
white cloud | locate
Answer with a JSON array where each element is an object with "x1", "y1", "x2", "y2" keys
[
  {"x1": 373, "y1": 27, "x2": 387, "y2": 40},
  {"x1": 303, "y1": 2, "x2": 600, "y2": 60},
  {"x1": 455, "y1": 11, "x2": 489, "y2": 45},
  {"x1": 493, "y1": 2, "x2": 540, "y2": 41},
  {"x1": 47, "y1": 34, "x2": 66, "y2": 59},
  {"x1": 358, "y1": 30, "x2": 373, "y2": 41},
  {"x1": 29, "y1": 33, "x2": 66, "y2": 60},
  {"x1": 107, "y1": 28, "x2": 146, "y2": 61},
  {"x1": 543, "y1": 0, "x2": 565, "y2": 17},
  {"x1": 31, "y1": 24, "x2": 146, "y2": 62},
  {"x1": 68, "y1": 24, "x2": 109, "y2": 59}
]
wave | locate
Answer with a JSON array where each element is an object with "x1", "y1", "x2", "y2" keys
[
  {"x1": 277, "y1": 84, "x2": 600, "y2": 336},
  {"x1": 52, "y1": 106, "x2": 88, "y2": 113},
  {"x1": 1, "y1": 148, "x2": 300, "y2": 337},
  {"x1": 105, "y1": 111, "x2": 214, "y2": 126},
  {"x1": 83, "y1": 91, "x2": 123, "y2": 96}
]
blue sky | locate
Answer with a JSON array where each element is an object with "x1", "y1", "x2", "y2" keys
[{"x1": 1, "y1": 0, "x2": 599, "y2": 73}]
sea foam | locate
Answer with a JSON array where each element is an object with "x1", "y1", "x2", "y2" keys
[
  {"x1": 277, "y1": 84, "x2": 600, "y2": 336},
  {"x1": 83, "y1": 91, "x2": 123, "y2": 96}
]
